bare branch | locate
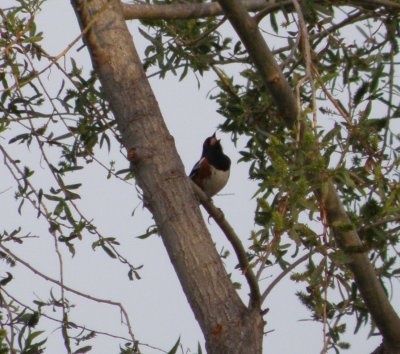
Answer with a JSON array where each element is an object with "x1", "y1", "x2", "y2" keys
[
  {"x1": 122, "y1": 0, "x2": 281, "y2": 20},
  {"x1": 358, "y1": 215, "x2": 400, "y2": 232},
  {"x1": 191, "y1": 182, "x2": 261, "y2": 308},
  {"x1": 260, "y1": 252, "x2": 310, "y2": 303},
  {"x1": 216, "y1": 0, "x2": 298, "y2": 126},
  {"x1": 1, "y1": 288, "x2": 167, "y2": 353},
  {"x1": 0, "y1": 244, "x2": 140, "y2": 350},
  {"x1": 122, "y1": 0, "x2": 400, "y2": 22},
  {"x1": 291, "y1": 0, "x2": 317, "y2": 127},
  {"x1": 356, "y1": 0, "x2": 400, "y2": 9}
]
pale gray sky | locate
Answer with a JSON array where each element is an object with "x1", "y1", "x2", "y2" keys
[{"x1": 0, "y1": 1, "x2": 387, "y2": 353}]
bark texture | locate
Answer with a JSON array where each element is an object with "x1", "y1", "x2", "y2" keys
[
  {"x1": 372, "y1": 342, "x2": 400, "y2": 354},
  {"x1": 71, "y1": 0, "x2": 264, "y2": 353},
  {"x1": 121, "y1": 0, "x2": 400, "y2": 21},
  {"x1": 122, "y1": 0, "x2": 280, "y2": 20}
]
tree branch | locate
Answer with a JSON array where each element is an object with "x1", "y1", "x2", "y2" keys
[
  {"x1": 122, "y1": 0, "x2": 400, "y2": 21},
  {"x1": 260, "y1": 252, "x2": 311, "y2": 303},
  {"x1": 0, "y1": 287, "x2": 133, "y2": 345},
  {"x1": 355, "y1": 0, "x2": 400, "y2": 9},
  {"x1": 217, "y1": 0, "x2": 299, "y2": 126},
  {"x1": 371, "y1": 341, "x2": 400, "y2": 354},
  {"x1": 122, "y1": 0, "x2": 283, "y2": 20},
  {"x1": 216, "y1": 0, "x2": 400, "y2": 349},
  {"x1": 191, "y1": 182, "x2": 261, "y2": 308},
  {"x1": 0, "y1": 244, "x2": 140, "y2": 350}
]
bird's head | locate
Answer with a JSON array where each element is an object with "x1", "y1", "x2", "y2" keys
[{"x1": 202, "y1": 132, "x2": 223, "y2": 156}]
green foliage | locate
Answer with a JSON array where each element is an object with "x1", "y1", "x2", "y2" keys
[
  {"x1": 1, "y1": 0, "x2": 137, "y2": 262},
  {"x1": 1, "y1": 0, "x2": 400, "y2": 352},
  {"x1": 119, "y1": 342, "x2": 138, "y2": 354},
  {"x1": 140, "y1": 15, "x2": 247, "y2": 80},
  {"x1": 138, "y1": 0, "x2": 400, "y2": 349},
  {"x1": 1, "y1": 1, "x2": 141, "y2": 352},
  {"x1": 0, "y1": 292, "x2": 46, "y2": 354}
]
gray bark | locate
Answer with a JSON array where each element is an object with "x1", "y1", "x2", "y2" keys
[{"x1": 71, "y1": 0, "x2": 264, "y2": 353}]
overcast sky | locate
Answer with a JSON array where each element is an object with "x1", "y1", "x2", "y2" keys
[{"x1": 0, "y1": 1, "x2": 389, "y2": 353}]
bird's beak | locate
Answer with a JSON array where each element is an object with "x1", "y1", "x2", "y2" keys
[{"x1": 210, "y1": 132, "x2": 218, "y2": 145}]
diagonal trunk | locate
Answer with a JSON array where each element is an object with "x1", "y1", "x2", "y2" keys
[{"x1": 70, "y1": 0, "x2": 264, "y2": 353}]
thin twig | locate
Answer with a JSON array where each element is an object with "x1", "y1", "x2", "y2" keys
[
  {"x1": 1, "y1": 288, "x2": 167, "y2": 353},
  {"x1": 260, "y1": 252, "x2": 311, "y2": 303},
  {"x1": 0, "y1": 3, "x2": 106, "y2": 94},
  {"x1": 0, "y1": 244, "x2": 139, "y2": 349},
  {"x1": 357, "y1": 0, "x2": 400, "y2": 9},
  {"x1": 253, "y1": 1, "x2": 291, "y2": 24},
  {"x1": 0, "y1": 291, "x2": 16, "y2": 352},
  {"x1": 313, "y1": 69, "x2": 353, "y2": 125},
  {"x1": 292, "y1": 0, "x2": 318, "y2": 127},
  {"x1": 358, "y1": 215, "x2": 400, "y2": 232}
]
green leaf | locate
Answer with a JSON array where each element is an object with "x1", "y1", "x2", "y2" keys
[
  {"x1": 329, "y1": 250, "x2": 351, "y2": 264},
  {"x1": 360, "y1": 118, "x2": 387, "y2": 132},
  {"x1": 91, "y1": 240, "x2": 102, "y2": 250},
  {"x1": 136, "y1": 226, "x2": 158, "y2": 239},
  {"x1": 356, "y1": 25, "x2": 369, "y2": 40},
  {"x1": 139, "y1": 28, "x2": 159, "y2": 46},
  {"x1": 25, "y1": 330, "x2": 44, "y2": 346},
  {"x1": 44, "y1": 194, "x2": 63, "y2": 202},
  {"x1": 101, "y1": 245, "x2": 116, "y2": 259},
  {"x1": 0, "y1": 272, "x2": 13, "y2": 286},
  {"x1": 128, "y1": 266, "x2": 142, "y2": 281},
  {"x1": 270, "y1": 12, "x2": 278, "y2": 34},
  {"x1": 369, "y1": 64, "x2": 384, "y2": 93},
  {"x1": 353, "y1": 81, "x2": 368, "y2": 106},
  {"x1": 310, "y1": 261, "x2": 325, "y2": 286},
  {"x1": 167, "y1": 337, "x2": 180, "y2": 354},
  {"x1": 65, "y1": 183, "x2": 82, "y2": 190},
  {"x1": 54, "y1": 201, "x2": 65, "y2": 216},
  {"x1": 9, "y1": 133, "x2": 31, "y2": 144},
  {"x1": 74, "y1": 346, "x2": 92, "y2": 354}
]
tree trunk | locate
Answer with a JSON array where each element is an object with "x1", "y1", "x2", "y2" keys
[
  {"x1": 70, "y1": 0, "x2": 264, "y2": 353},
  {"x1": 372, "y1": 342, "x2": 400, "y2": 354}
]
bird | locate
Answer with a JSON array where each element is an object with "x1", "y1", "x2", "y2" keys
[{"x1": 189, "y1": 133, "x2": 231, "y2": 197}]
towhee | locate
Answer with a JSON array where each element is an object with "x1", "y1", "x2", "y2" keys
[{"x1": 190, "y1": 133, "x2": 231, "y2": 197}]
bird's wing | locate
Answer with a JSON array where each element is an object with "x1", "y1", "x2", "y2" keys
[{"x1": 189, "y1": 157, "x2": 205, "y2": 178}]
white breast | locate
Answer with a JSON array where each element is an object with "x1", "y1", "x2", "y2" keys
[{"x1": 202, "y1": 166, "x2": 230, "y2": 197}]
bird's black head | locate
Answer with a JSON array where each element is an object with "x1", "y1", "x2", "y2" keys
[
  {"x1": 201, "y1": 133, "x2": 230, "y2": 171},
  {"x1": 202, "y1": 132, "x2": 223, "y2": 157}
]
